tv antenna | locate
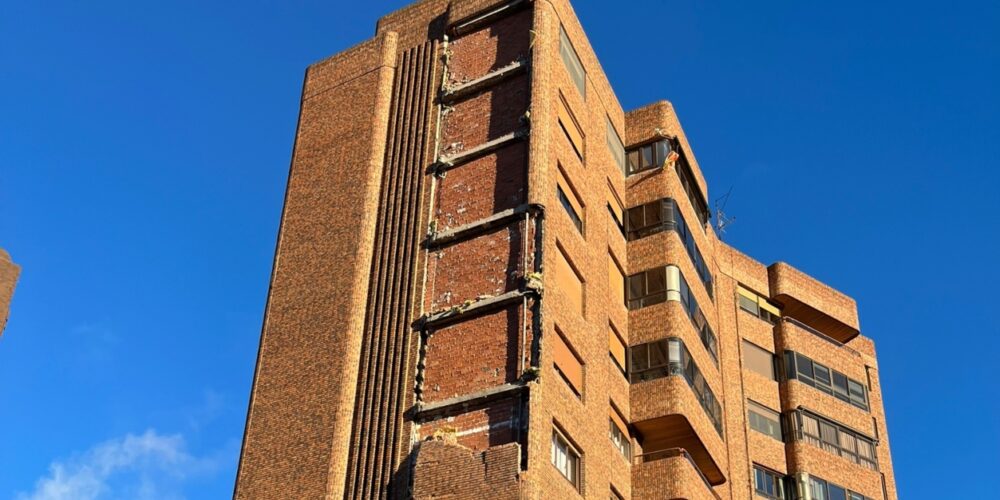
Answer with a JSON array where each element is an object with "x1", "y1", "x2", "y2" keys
[{"x1": 715, "y1": 187, "x2": 736, "y2": 236}]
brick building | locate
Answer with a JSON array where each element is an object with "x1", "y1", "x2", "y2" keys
[
  {"x1": 0, "y1": 248, "x2": 19, "y2": 339},
  {"x1": 234, "y1": 1, "x2": 897, "y2": 499}
]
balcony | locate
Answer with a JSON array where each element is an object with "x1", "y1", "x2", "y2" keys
[
  {"x1": 768, "y1": 262, "x2": 860, "y2": 343},
  {"x1": 632, "y1": 448, "x2": 720, "y2": 500},
  {"x1": 630, "y1": 376, "x2": 727, "y2": 485}
]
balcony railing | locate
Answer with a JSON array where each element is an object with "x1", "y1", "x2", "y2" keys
[
  {"x1": 633, "y1": 448, "x2": 721, "y2": 499},
  {"x1": 781, "y1": 316, "x2": 862, "y2": 359}
]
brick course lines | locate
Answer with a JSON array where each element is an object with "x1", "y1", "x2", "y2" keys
[{"x1": 236, "y1": 1, "x2": 899, "y2": 499}]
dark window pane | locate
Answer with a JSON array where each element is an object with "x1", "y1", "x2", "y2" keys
[
  {"x1": 655, "y1": 140, "x2": 669, "y2": 167},
  {"x1": 629, "y1": 344, "x2": 647, "y2": 372},
  {"x1": 627, "y1": 150, "x2": 639, "y2": 173},
  {"x1": 797, "y1": 354, "x2": 815, "y2": 383},
  {"x1": 647, "y1": 268, "x2": 666, "y2": 294},
  {"x1": 829, "y1": 484, "x2": 847, "y2": 500},
  {"x1": 648, "y1": 340, "x2": 668, "y2": 368},
  {"x1": 640, "y1": 145, "x2": 653, "y2": 169}
]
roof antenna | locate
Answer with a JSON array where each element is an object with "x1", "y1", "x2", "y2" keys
[{"x1": 715, "y1": 187, "x2": 736, "y2": 236}]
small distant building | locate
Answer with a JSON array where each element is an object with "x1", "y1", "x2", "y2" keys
[{"x1": 0, "y1": 248, "x2": 19, "y2": 338}]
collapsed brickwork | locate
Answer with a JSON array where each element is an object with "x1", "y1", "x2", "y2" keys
[{"x1": 235, "y1": 1, "x2": 898, "y2": 499}]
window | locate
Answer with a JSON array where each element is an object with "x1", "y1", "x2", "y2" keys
[
  {"x1": 608, "y1": 408, "x2": 630, "y2": 459},
  {"x1": 551, "y1": 428, "x2": 581, "y2": 490},
  {"x1": 783, "y1": 351, "x2": 870, "y2": 411},
  {"x1": 625, "y1": 198, "x2": 713, "y2": 298},
  {"x1": 557, "y1": 166, "x2": 584, "y2": 234},
  {"x1": 743, "y1": 340, "x2": 776, "y2": 380},
  {"x1": 627, "y1": 265, "x2": 717, "y2": 362},
  {"x1": 628, "y1": 338, "x2": 723, "y2": 434},
  {"x1": 748, "y1": 400, "x2": 783, "y2": 441},
  {"x1": 607, "y1": 252, "x2": 625, "y2": 310},
  {"x1": 553, "y1": 328, "x2": 584, "y2": 397},
  {"x1": 737, "y1": 285, "x2": 781, "y2": 324},
  {"x1": 790, "y1": 410, "x2": 878, "y2": 471},
  {"x1": 609, "y1": 322, "x2": 626, "y2": 376},
  {"x1": 753, "y1": 466, "x2": 786, "y2": 499},
  {"x1": 807, "y1": 475, "x2": 872, "y2": 500},
  {"x1": 673, "y1": 144, "x2": 710, "y2": 227},
  {"x1": 557, "y1": 92, "x2": 585, "y2": 160},
  {"x1": 606, "y1": 117, "x2": 626, "y2": 175},
  {"x1": 627, "y1": 267, "x2": 667, "y2": 310},
  {"x1": 606, "y1": 182, "x2": 624, "y2": 237},
  {"x1": 559, "y1": 26, "x2": 585, "y2": 98},
  {"x1": 555, "y1": 245, "x2": 584, "y2": 316},
  {"x1": 626, "y1": 138, "x2": 674, "y2": 176}
]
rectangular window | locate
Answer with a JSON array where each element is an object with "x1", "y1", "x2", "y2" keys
[
  {"x1": 626, "y1": 138, "x2": 675, "y2": 176},
  {"x1": 609, "y1": 323, "x2": 626, "y2": 375},
  {"x1": 555, "y1": 244, "x2": 584, "y2": 316},
  {"x1": 557, "y1": 166, "x2": 584, "y2": 234},
  {"x1": 807, "y1": 475, "x2": 871, "y2": 500},
  {"x1": 551, "y1": 428, "x2": 581, "y2": 490},
  {"x1": 743, "y1": 340, "x2": 776, "y2": 380},
  {"x1": 606, "y1": 117, "x2": 626, "y2": 175},
  {"x1": 557, "y1": 92, "x2": 585, "y2": 160},
  {"x1": 791, "y1": 410, "x2": 879, "y2": 471},
  {"x1": 753, "y1": 465, "x2": 786, "y2": 499},
  {"x1": 559, "y1": 26, "x2": 585, "y2": 98},
  {"x1": 626, "y1": 267, "x2": 668, "y2": 310},
  {"x1": 737, "y1": 285, "x2": 781, "y2": 324},
  {"x1": 606, "y1": 182, "x2": 624, "y2": 237},
  {"x1": 553, "y1": 328, "x2": 584, "y2": 397},
  {"x1": 628, "y1": 338, "x2": 723, "y2": 434},
  {"x1": 748, "y1": 400, "x2": 783, "y2": 441},
  {"x1": 784, "y1": 350, "x2": 869, "y2": 412},
  {"x1": 608, "y1": 408, "x2": 630, "y2": 459},
  {"x1": 607, "y1": 251, "x2": 625, "y2": 309}
]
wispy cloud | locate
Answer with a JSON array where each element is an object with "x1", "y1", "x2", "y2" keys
[{"x1": 17, "y1": 430, "x2": 219, "y2": 500}]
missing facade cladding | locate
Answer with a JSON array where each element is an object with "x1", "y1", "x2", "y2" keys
[{"x1": 234, "y1": 1, "x2": 897, "y2": 499}]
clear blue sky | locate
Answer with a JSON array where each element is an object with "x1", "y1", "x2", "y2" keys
[{"x1": 1, "y1": 0, "x2": 997, "y2": 498}]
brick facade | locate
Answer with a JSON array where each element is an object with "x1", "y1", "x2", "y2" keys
[{"x1": 235, "y1": 1, "x2": 898, "y2": 499}]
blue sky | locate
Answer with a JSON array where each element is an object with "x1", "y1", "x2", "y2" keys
[{"x1": 1, "y1": 0, "x2": 997, "y2": 498}]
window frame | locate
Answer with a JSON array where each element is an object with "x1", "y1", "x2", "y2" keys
[
  {"x1": 551, "y1": 426, "x2": 582, "y2": 490},
  {"x1": 558, "y1": 25, "x2": 586, "y2": 99}
]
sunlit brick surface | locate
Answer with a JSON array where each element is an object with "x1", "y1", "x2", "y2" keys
[{"x1": 235, "y1": 1, "x2": 897, "y2": 499}]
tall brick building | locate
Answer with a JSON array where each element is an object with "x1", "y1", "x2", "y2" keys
[
  {"x1": 235, "y1": 1, "x2": 897, "y2": 499},
  {"x1": 0, "y1": 248, "x2": 19, "y2": 338}
]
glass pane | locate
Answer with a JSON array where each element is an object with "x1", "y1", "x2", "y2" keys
[
  {"x1": 647, "y1": 268, "x2": 666, "y2": 294},
  {"x1": 628, "y1": 274, "x2": 645, "y2": 300},
  {"x1": 815, "y1": 364, "x2": 832, "y2": 387},
  {"x1": 627, "y1": 206, "x2": 644, "y2": 233},
  {"x1": 630, "y1": 344, "x2": 647, "y2": 372},
  {"x1": 640, "y1": 145, "x2": 653, "y2": 169},
  {"x1": 627, "y1": 150, "x2": 639, "y2": 173},
  {"x1": 797, "y1": 354, "x2": 814, "y2": 382},
  {"x1": 655, "y1": 140, "x2": 669, "y2": 167},
  {"x1": 648, "y1": 340, "x2": 668, "y2": 368},
  {"x1": 645, "y1": 201, "x2": 663, "y2": 227},
  {"x1": 829, "y1": 484, "x2": 847, "y2": 500}
]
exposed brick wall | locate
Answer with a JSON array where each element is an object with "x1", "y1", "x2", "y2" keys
[
  {"x1": 237, "y1": 1, "x2": 899, "y2": 499},
  {"x1": 435, "y1": 143, "x2": 528, "y2": 230},
  {"x1": 422, "y1": 304, "x2": 530, "y2": 402},
  {"x1": 411, "y1": 440, "x2": 521, "y2": 499}
]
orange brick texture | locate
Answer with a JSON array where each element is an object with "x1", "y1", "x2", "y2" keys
[
  {"x1": 0, "y1": 248, "x2": 19, "y2": 338},
  {"x1": 235, "y1": 1, "x2": 898, "y2": 499}
]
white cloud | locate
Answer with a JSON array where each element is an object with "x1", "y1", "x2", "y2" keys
[{"x1": 17, "y1": 430, "x2": 218, "y2": 500}]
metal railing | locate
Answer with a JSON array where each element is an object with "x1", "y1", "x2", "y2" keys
[
  {"x1": 632, "y1": 447, "x2": 721, "y2": 499},
  {"x1": 781, "y1": 317, "x2": 863, "y2": 358}
]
